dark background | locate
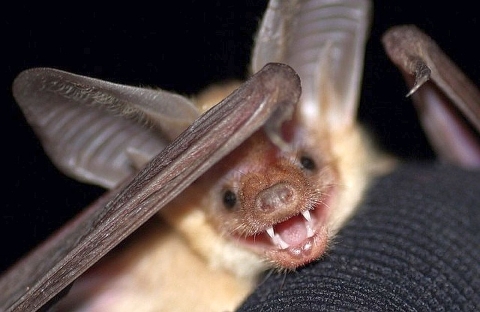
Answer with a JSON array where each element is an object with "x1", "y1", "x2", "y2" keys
[{"x1": 2, "y1": 1, "x2": 478, "y2": 274}]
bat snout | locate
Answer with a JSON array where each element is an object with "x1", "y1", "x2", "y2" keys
[
  {"x1": 255, "y1": 182, "x2": 297, "y2": 214},
  {"x1": 236, "y1": 158, "x2": 316, "y2": 230}
]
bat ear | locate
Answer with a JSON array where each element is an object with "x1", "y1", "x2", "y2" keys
[
  {"x1": 251, "y1": 0, "x2": 371, "y2": 131},
  {"x1": 13, "y1": 68, "x2": 201, "y2": 188},
  {"x1": 382, "y1": 26, "x2": 480, "y2": 168}
]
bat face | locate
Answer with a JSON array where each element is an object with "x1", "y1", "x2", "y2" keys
[{"x1": 196, "y1": 126, "x2": 337, "y2": 269}]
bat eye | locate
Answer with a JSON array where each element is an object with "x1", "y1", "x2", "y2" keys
[
  {"x1": 223, "y1": 190, "x2": 237, "y2": 209},
  {"x1": 300, "y1": 155, "x2": 316, "y2": 171}
]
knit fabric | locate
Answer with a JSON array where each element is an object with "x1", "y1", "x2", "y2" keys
[{"x1": 237, "y1": 163, "x2": 480, "y2": 311}]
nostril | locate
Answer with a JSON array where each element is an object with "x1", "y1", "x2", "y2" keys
[{"x1": 255, "y1": 183, "x2": 295, "y2": 213}]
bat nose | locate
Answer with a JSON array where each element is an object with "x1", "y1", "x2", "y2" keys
[{"x1": 255, "y1": 182, "x2": 296, "y2": 213}]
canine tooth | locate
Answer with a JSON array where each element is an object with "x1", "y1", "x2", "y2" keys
[
  {"x1": 266, "y1": 226, "x2": 275, "y2": 238},
  {"x1": 274, "y1": 235, "x2": 290, "y2": 249},
  {"x1": 306, "y1": 223, "x2": 315, "y2": 238},
  {"x1": 301, "y1": 210, "x2": 312, "y2": 222}
]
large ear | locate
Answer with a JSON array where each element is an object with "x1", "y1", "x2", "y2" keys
[
  {"x1": 382, "y1": 26, "x2": 480, "y2": 168},
  {"x1": 13, "y1": 68, "x2": 201, "y2": 189},
  {"x1": 251, "y1": 0, "x2": 371, "y2": 131}
]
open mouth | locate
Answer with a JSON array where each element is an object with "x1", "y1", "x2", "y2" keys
[{"x1": 233, "y1": 198, "x2": 331, "y2": 269}]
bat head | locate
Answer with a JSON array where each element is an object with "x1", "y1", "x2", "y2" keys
[{"x1": 198, "y1": 120, "x2": 338, "y2": 269}]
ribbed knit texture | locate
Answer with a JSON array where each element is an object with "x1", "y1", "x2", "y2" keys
[{"x1": 237, "y1": 164, "x2": 480, "y2": 311}]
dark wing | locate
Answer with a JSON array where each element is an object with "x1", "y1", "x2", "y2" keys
[
  {"x1": 0, "y1": 63, "x2": 301, "y2": 312},
  {"x1": 382, "y1": 25, "x2": 480, "y2": 168}
]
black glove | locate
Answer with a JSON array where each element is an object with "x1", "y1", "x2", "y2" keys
[{"x1": 238, "y1": 163, "x2": 480, "y2": 311}]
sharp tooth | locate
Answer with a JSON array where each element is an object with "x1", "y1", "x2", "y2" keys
[
  {"x1": 274, "y1": 235, "x2": 290, "y2": 250},
  {"x1": 301, "y1": 210, "x2": 312, "y2": 222},
  {"x1": 266, "y1": 226, "x2": 275, "y2": 238},
  {"x1": 306, "y1": 223, "x2": 315, "y2": 238}
]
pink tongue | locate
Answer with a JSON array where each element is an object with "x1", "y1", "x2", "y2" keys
[{"x1": 275, "y1": 215, "x2": 308, "y2": 246}]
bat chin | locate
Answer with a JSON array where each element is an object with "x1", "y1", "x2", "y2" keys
[{"x1": 232, "y1": 191, "x2": 332, "y2": 270}]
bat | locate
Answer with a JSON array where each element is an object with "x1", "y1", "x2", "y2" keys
[{"x1": 2, "y1": 0, "x2": 479, "y2": 311}]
